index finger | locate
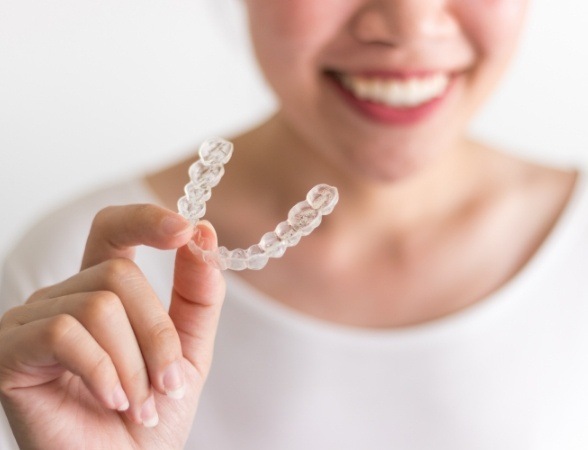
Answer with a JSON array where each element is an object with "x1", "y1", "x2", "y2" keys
[{"x1": 81, "y1": 204, "x2": 193, "y2": 270}]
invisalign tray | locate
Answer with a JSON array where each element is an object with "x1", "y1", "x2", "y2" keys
[{"x1": 177, "y1": 138, "x2": 339, "y2": 270}]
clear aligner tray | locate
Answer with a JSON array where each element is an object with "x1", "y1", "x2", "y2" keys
[{"x1": 177, "y1": 137, "x2": 339, "y2": 271}]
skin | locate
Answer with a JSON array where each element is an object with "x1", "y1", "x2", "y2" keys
[
  {"x1": 0, "y1": 211, "x2": 225, "y2": 448},
  {"x1": 0, "y1": 0, "x2": 578, "y2": 448},
  {"x1": 151, "y1": 0, "x2": 573, "y2": 326}
]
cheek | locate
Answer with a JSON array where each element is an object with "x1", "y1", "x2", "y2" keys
[
  {"x1": 245, "y1": 0, "x2": 354, "y2": 102},
  {"x1": 456, "y1": 0, "x2": 528, "y2": 55},
  {"x1": 247, "y1": 1, "x2": 330, "y2": 43},
  {"x1": 245, "y1": 0, "x2": 354, "y2": 56}
]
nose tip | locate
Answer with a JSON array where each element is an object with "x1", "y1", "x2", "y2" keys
[{"x1": 350, "y1": 1, "x2": 458, "y2": 47}]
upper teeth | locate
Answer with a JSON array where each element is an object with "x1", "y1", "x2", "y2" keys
[{"x1": 338, "y1": 73, "x2": 449, "y2": 108}]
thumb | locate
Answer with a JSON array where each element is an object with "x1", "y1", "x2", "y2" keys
[{"x1": 169, "y1": 221, "x2": 226, "y2": 377}]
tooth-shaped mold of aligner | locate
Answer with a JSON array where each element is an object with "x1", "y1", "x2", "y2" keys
[
  {"x1": 178, "y1": 138, "x2": 234, "y2": 225},
  {"x1": 179, "y1": 138, "x2": 339, "y2": 271}
]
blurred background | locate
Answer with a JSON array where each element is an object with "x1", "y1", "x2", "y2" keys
[{"x1": 1, "y1": 0, "x2": 587, "y2": 262}]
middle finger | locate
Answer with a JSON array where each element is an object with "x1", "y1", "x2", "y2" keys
[{"x1": 31, "y1": 259, "x2": 185, "y2": 408}]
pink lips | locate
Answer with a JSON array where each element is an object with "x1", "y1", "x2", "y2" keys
[{"x1": 327, "y1": 72, "x2": 452, "y2": 126}]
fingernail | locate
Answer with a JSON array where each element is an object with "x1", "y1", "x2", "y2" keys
[
  {"x1": 163, "y1": 361, "x2": 186, "y2": 400},
  {"x1": 194, "y1": 221, "x2": 216, "y2": 251},
  {"x1": 113, "y1": 383, "x2": 129, "y2": 411},
  {"x1": 141, "y1": 395, "x2": 159, "y2": 428},
  {"x1": 162, "y1": 215, "x2": 191, "y2": 236},
  {"x1": 193, "y1": 226, "x2": 204, "y2": 247}
]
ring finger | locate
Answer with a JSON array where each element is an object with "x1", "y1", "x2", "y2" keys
[{"x1": 5, "y1": 290, "x2": 155, "y2": 426}]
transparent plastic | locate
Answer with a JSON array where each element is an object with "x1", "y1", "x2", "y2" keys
[{"x1": 178, "y1": 137, "x2": 339, "y2": 270}]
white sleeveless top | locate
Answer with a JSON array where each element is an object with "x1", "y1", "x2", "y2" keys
[{"x1": 1, "y1": 174, "x2": 588, "y2": 449}]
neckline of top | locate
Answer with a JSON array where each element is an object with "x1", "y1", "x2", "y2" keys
[
  {"x1": 137, "y1": 169, "x2": 587, "y2": 347},
  {"x1": 220, "y1": 170, "x2": 588, "y2": 347}
]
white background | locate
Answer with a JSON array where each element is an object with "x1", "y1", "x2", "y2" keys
[{"x1": 1, "y1": 0, "x2": 587, "y2": 263}]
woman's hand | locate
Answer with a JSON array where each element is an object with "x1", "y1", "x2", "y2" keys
[{"x1": 0, "y1": 204, "x2": 226, "y2": 449}]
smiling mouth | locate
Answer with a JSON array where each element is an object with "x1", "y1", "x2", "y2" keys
[{"x1": 331, "y1": 72, "x2": 450, "y2": 109}]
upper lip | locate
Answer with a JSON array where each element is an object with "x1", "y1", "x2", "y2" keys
[{"x1": 325, "y1": 68, "x2": 460, "y2": 79}]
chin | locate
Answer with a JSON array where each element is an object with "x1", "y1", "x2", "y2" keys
[
  {"x1": 338, "y1": 138, "x2": 444, "y2": 184},
  {"x1": 358, "y1": 160, "x2": 428, "y2": 184}
]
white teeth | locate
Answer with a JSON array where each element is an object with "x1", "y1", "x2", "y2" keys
[{"x1": 338, "y1": 73, "x2": 449, "y2": 108}]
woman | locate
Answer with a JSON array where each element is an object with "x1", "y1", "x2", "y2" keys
[{"x1": 1, "y1": 0, "x2": 586, "y2": 448}]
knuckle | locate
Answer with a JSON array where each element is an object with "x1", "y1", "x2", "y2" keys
[
  {"x1": 26, "y1": 285, "x2": 55, "y2": 304},
  {"x1": 148, "y1": 319, "x2": 179, "y2": 350},
  {"x1": 88, "y1": 351, "x2": 115, "y2": 383},
  {"x1": 100, "y1": 257, "x2": 142, "y2": 287},
  {"x1": 90, "y1": 207, "x2": 112, "y2": 237},
  {"x1": 83, "y1": 291, "x2": 123, "y2": 323},
  {"x1": 92, "y1": 206, "x2": 117, "y2": 230},
  {"x1": 45, "y1": 314, "x2": 79, "y2": 345}
]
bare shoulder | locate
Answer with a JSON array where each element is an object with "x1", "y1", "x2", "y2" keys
[
  {"x1": 473, "y1": 142, "x2": 577, "y2": 215},
  {"x1": 503, "y1": 154, "x2": 577, "y2": 219},
  {"x1": 476, "y1": 146, "x2": 578, "y2": 265}
]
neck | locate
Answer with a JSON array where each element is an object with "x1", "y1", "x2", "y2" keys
[{"x1": 230, "y1": 113, "x2": 487, "y2": 235}]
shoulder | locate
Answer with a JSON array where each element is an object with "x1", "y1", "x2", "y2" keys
[
  {"x1": 0, "y1": 178, "x2": 157, "y2": 310},
  {"x1": 472, "y1": 147, "x2": 588, "y2": 275},
  {"x1": 514, "y1": 163, "x2": 588, "y2": 281},
  {"x1": 481, "y1": 148, "x2": 581, "y2": 229}
]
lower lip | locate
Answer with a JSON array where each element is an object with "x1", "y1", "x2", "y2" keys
[{"x1": 327, "y1": 74, "x2": 452, "y2": 126}]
